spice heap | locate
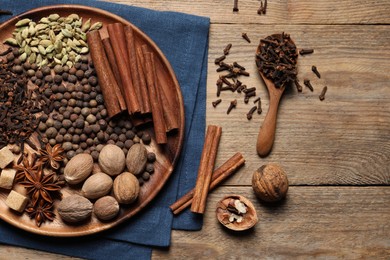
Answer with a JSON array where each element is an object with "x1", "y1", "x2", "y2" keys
[
  {"x1": 4, "y1": 14, "x2": 102, "y2": 68},
  {"x1": 255, "y1": 32, "x2": 298, "y2": 88},
  {"x1": 213, "y1": 38, "x2": 262, "y2": 120},
  {"x1": 0, "y1": 14, "x2": 161, "y2": 228},
  {"x1": 0, "y1": 48, "x2": 48, "y2": 151}
]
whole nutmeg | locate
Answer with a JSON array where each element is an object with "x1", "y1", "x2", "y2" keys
[
  {"x1": 216, "y1": 195, "x2": 258, "y2": 231},
  {"x1": 113, "y1": 172, "x2": 140, "y2": 204},
  {"x1": 64, "y1": 153, "x2": 94, "y2": 184},
  {"x1": 93, "y1": 196, "x2": 120, "y2": 221},
  {"x1": 98, "y1": 144, "x2": 125, "y2": 176},
  {"x1": 58, "y1": 194, "x2": 93, "y2": 223},
  {"x1": 252, "y1": 163, "x2": 289, "y2": 202},
  {"x1": 82, "y1": 172, "x2": 113, "y2": 200},
  {"x1": 125, "y1": 143, "x2": 147, "y2": 176}
]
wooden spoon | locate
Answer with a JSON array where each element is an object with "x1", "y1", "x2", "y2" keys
[{"x1": 255, "y1": 34, "x2": 297, "y2": 157}]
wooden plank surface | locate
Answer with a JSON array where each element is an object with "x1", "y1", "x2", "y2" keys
[
  {"x1": 153, "y1": 187, "x2": 390, "y2": 259},
  {"x1": 0, "y1": 0, "x2": 389, "y2": 259}
]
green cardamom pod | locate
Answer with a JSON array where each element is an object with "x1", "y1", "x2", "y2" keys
[
  {"x1": 61, "y1": 54, "x2": 68, "y2": 65},
  {"x1": 39, "y1": 39, "x2": 52, "y2": 48},
  {"x1": 30, "y1": 39, "x2": 39, "y2": 46},
  {"x1": 29, "y1": 52, "x2": 36, "y2": 63},
  {"x1": 19, "y1": 52, "x2": 27, "y2": 62},
  {"x1": 31, "y1": 46, "x2": 39, "y2": 53},
  {"x1": 61, "y1": 29, "x2": 73, "y2": 38},
  {"x1": 21, "y1": 28, "x2": 29, "y2": 39},
  {"x1": 89, "y1": 22, "x2": 103, "y2": 31},
  {"x1": 46, "y1": 45, "x2": 55, "y2": 53},
  {"x1": 54, "y1": 40, "x2": 62, "y2": 53},
  {"x1": 48, "y1": 14, "x2": 60, "y2": 21},
  {"x1": 35, "y1": 23, "x2": 49, "y2": 31},
  {"x1": 38, "y1": 45, "x2": 46, "y2": 55},
  {"x1": 15, "y1": 18, "x2": 32, "y2": 27},
  {"x1": 39, "y1": 17, "x2": 50, "y2": 24},
  {"x1": 80, "y1": 47, "x2": 89, "y2": 54},
  {"x1": 25, "y1": 45, "x2": 31, "y2": 56}
]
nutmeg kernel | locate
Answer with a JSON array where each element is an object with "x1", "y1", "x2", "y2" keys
[
  {"x1": 98, "y1": 144, "x2": 126, "y2": 176},
  {"x1": 93, "y1": 196, "x2": 120, "y2": 221},
  {"x1": 252, "y1": 163, "x2": 289, "y2": 202},
  {"x1": 113, "y1": 172, "x2": 140, "y2": 204}
]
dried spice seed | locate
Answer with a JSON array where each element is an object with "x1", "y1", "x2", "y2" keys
[
  {"x1": 214, "y1": 55, "x2": 226, "y2": 64},
  {"x1": 223, "y1": 43, "x2": 232, "y2": 55},
  {"x1": 242, "y1": 33, "x2": 251, "y2": 43},
  {"x1": 312, "y1": 65, "x2": 321, "y2": 78},
  {"x1": 246, "y1": 106, "x2": 257, "y2": 120},
  {"x1": 233, "y1": 0, "x2": 239, "y2": 12},
  {"x1": 299, "y1": 48, "x2": 314, "y2": 55},
  {"x1": 319, "y1": 86, "x2": 328, "y2": 101},
  {"x1": 294, "y1": 79, "x2": 303, "y2": 92},
  {"x1": 212, "y1": 99, "x2": 222, "y2": 108},
  {"x1": 257, "y1": 98, "x2": 262, "y2": 114},
  {"x1": 227, "y1": 99, "x2": 237, "y2": 114},
  {"x1": 303, "y1": 79, "x2": 314, "y2": 91}
]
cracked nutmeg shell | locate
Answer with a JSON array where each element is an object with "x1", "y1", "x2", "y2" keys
[
  {"x1": 252, "y1": 163, "x2": 289, "y2": 202},
  {"x1": 216, "y1": 195, "x2": 258, "y2": 231}
]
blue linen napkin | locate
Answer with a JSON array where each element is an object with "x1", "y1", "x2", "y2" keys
[{"x1": 0, "y1": 0, "x2": 209, "y2": 259}]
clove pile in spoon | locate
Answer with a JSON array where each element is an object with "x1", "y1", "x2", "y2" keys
[{"x1": 255, "y1": 33, "x2": 298, "y2": 157}]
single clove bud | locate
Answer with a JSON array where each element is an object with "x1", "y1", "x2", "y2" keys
[
  {"x1": 246, "y1": 106, "x2": 257, "y2": 120},
  {"x1": 223, "y1": 43, "x2": 232, "y2": 55},
  {"x1": 311, "y1": 65, "x2": 321, "y2": 78},
  {"x1": 294, "y1": 79, "x2": 303, "y2": 92},
  {"x1": 233, "y1": 0, "x2": 239, "y2": 12},
  {"x1": 319, "y1": 86, "x2": 328, "y2": 101},
  {"x1": 212, "y1": 99, "x2": 222, "y2": 107},
  {"x1": 214, "y1": 55, "x2": 226, "y2": 64},
  {"x1": 227, "y1": 99, "x2": 237, "y2": 114},
  {"x1": 303, "y1": 79, "x2": 314, "y2": 92},
  {"x1": 257, "y1": 97, "x2": 262, "y2": 114},
  {"x1": 299, "y1": 48, "x2": 314, "y2": 55},
  {"x1": 241, "y1": 33, "x2": 251, "y2": 43}
]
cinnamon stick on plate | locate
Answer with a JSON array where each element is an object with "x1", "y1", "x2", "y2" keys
[
  {"x1": 124, "y1": 26, "x2": 145, "y2": 114},
  {"x1": 170, "y1": 152, "x2": 245, "y2": 215},
  {"x1": 87, "y1": 30, "x2": 126, "y2": 117},
  {"x1": 107, "y1": 23, "x2": 141, "y2": 114},
  {"x1": 102, "y1": 38, "x2": 123, "y2": 90},
  {"x1": 191, "y1": 125, "x2": 223, "y2": 214},
  {"x1": 136, "y1": 46, "x2": 152, "y2": 114},
  {"x1": 142, "y1": 49, "x2": 167, "y2": 144}
]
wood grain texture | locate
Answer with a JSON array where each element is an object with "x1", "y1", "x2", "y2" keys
[
  {"x1": 109, "y1": 0, "x2": 390, "y2": 24},
  {"x1": 153, "y1": 186, "x2": 390, "y2": 259},
  {"x1": 207, "y1": 25, "x2": 390, "y2": 185}
]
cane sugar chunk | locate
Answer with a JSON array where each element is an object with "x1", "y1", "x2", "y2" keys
[
  {"x1": 5, "y1": 190, "x2": 28, "y2": 213},
  {"x1": 0, "y1": 147, "x2": 14, "y2": 169},
  {"x1": 0, "y1": 169, "x2": 16, "y2": 189}
]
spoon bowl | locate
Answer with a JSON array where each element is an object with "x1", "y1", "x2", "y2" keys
[{"x1": 255, "y1": 33, "x2": 297, "y2": 157}]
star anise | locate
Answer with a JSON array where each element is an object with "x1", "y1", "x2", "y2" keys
[
  {"x1": 37, "y1": 144, "x2": 65, "y2": 170},
  {"x1": 14, "y1": 153, "x2": 42, "y2": 182},
  {"x1": 25, "y1": 199, "x2": 55, "y2": 227},
  {"x1": 19, "y1": 167, "x2": 61, "y2": 206}
]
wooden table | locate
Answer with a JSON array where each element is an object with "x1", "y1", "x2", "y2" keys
[{"x1": 1, "y1": 0, "x2": 389, "y2": 258}]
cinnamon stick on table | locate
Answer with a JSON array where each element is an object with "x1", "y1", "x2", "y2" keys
[
  {"x1": 107, "y1": 23, "x2": 140, "y2": 114},
  {"x1": 87, "y1": 30, "x2": 126, "y2": 117},
  {"x1": 191, "y1": 125, "x2": 223, "y2": 214},
  {"x1": 124, "y1": 26, "x2": 145, "y2": 114},
  {"x1": 170, "y1": 152, "x2": 245, "y2": 215},
  {"x1": 142, "y1": 48, "x2": 167, "y2": 144}
]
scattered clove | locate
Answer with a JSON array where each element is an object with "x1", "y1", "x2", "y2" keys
[
  {"x1": 223, "y1": 43, "x2": 232, "y2": 55},
  {"x1": 227, "y1": 99, "x2": 237, "y2": 114},
  {"x1": 303, "y1": 79, "x2": 314, "y2": 91},
  {"x1": 319, "y1": 86, "x2": 327, "y2": 101},
  {"x1": 257, "y1": 98, "x2": 262, "y2": 114},
  {"x1": 214, "y1": 55, "x2": 226, "y2": 65},
  {"x1": 253, "y1": 97, "x2": 260, "y2": 104},
  {"x1": 312, "y1": 65, "x2": 321, "y2": 78},
  {"x1": 242, "y1": 33, "x2": 251, "y2": 43},
  {"x1": 233, "y1": 0, "x2": 239, "y2": 12},
  {"x1": 299, "y1": 48, "x2": 314, "y2": 55},
  {"x1": 212, "y1": 99, "x2": 222, "y2": 107},
  {"x1": 246, "y1": 106, "x2": 257, "y2": 120},
  {"x1": 257, "y1": 0, "x2": 267, "y2": 15},
  {"x1": 294, "y1": 79, "x2": 303, "y2": 92}
]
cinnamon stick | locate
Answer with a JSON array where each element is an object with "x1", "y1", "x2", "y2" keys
[
  {"x1": 154, "y1": 63, "x2": 179, "y2": 132},
  {"x1": 136, "y1": 46, "x2": 152, "y2": 114},
  {"x1": 102, "y1": 38, "x2": 123, "y2": 91},
  {"x1": 142, "y1": 48, "x2": 167, "y2": 144},
  {"x1": 170, "y1": 152, "x2": 245, "y2": 215},
  {"x1": 124, "y1": 26, "x2": 145, "y2": 114},
  {"x1": 87, "y1": 30, "x2": 126, "y2": 117},
  {"x1": 107, "y1": 23, "x2": 140, "y2": 114},
  {"x1": 191, "y1": 125, "x2": 222, "y2": 214}
]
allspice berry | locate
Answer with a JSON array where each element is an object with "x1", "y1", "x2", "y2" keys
[{"x1": 252, "y1": 163, "x2": 289, "y2": 202}]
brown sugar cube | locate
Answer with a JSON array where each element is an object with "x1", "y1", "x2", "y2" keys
[
  {"x1": 0, "y1": 147, "x2": 14, "y2": 169},
  {"x1": 6, "y1": 190, "x2": 29, "y2": 213},
  {"x1": 0, "y1": 169, "x2": 16, "y2": 190}
]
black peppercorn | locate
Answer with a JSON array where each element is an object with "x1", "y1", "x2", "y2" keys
[
  {"x1": 142, "y1": 172, "x2": 150, "y2": 181},
  {"x1": 72, "y1": 135, "x2": 80, "y2": 144},
  {"x1": 80, "y1": 142, "x2": 88, "y2": 149},
  {"x1": 66, "y1": 150, "x2": 75, "y2": 159},
  {"x1": 74, "y1": 62, "x2": 82, "y2": 70},
  {"x1": 84, "y1": 126, "x2": 92, "y2": 135},
  {"x1": 147, "y1": 152, "x2": 156, "y2": 162},
  {"x1": 81, "y1": 56, "x2": 89, "y2": 64},
  {"x1": 54, "y1": 74, "x2": 62, "y2": 84},
  {"x1": 27, "y1": 69, "x2": 35, "y2": 77},
  {"x1": 23, "y1": 62, "x2": 31, "y2": 70},
  {"x1": 125, "y1": 130, "x2": 135, "y2": 139},
  {"x1": 67, "y1": 127, "x2": 75, "y2": 134},
  {"x1": 58, "y1": 85, "x2": 66, "y2": 93},
  {"x1": 13, "y1": 65, "x2": 23, "y2": 74},
  {"x1": 68, "y1": 75, "x2": 77, "y2": 83},
  {"x1": 88, "y1": 76, "x2": 98, "y2": 86},
  {"x1": 54, "y1": 64, "x2": 63, "y2": 74},
  {"x1": 145, "y1": 163, "x2": 154, "y2": 173},
  {"x1": 42, "y1": 66, "x2": 51, "y2": 75},
  {"x1": 142, "y1": 133, "x2": 151, "y2": 144},
  {"x1": 44, "y1": 88, "x2": 53, "y2": 98},
  {"x1": 69, "y1": 67, "x2": 77, "y2": 75},
  {"x1": 62, "y1": 72, "x2": 69, "y2": 81},
  {"x1": 63, "y1": 92, "x2": 71, "y2": 100},
  {"x1": 86, "y1": 138, "x2": 94, "y2": 146},
  {"x1": 40, "y1": 114, "x2": 48, "y2": 123},
  {"x1": 55, "y1": 135, "x2": 64, "y2": 143},
  {"x1": 76, "y1": 70, "x2": 84, "y2": 79},
  {"x1": 91, "y1": 124, "x2": 101, "y2": 133},
  {"x1": 63, "y1": 65, "x2": 69, "y2": 72},
  {"x1": 75, "y1": 119, "x2": 85, "y2": 129},
  {"x1": 110, "y1": 133, "x2": 119, "y2": 142},
  {"x1": 53, "y1": 101, "x2": 61, "y2": 110},
  {"x1": 116, "y1": 141, "x2": 124, "y2": 149},
  {"x1": 62, "y1": 119, "x2": 72, "y2": 129},
  {"x1": 64, "y1": 134, "x2": 73, "y2": 143},
  {"x1": 59, "y1": 128, "x2": 67, "y2": 135},
  {"x1": 124, "y1": 140, "x2": 134, "y2": 149}
]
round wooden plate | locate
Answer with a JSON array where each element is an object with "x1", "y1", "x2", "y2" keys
[{"x1": 0, "y1": 5, "x2": 184, "y2": 236}]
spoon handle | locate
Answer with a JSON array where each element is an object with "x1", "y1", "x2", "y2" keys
[{"x1": 256, "y1": 92, "x2": 282, "y2": 157}]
